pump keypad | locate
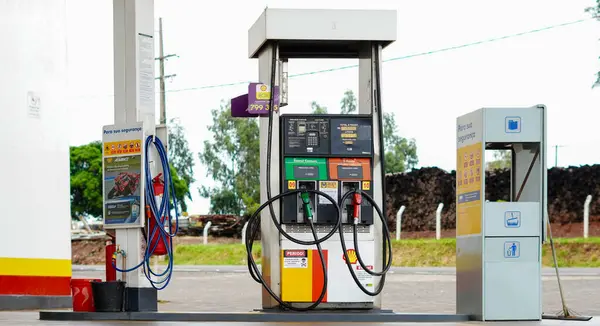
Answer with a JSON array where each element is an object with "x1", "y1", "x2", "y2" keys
[{"x1": 307, "y1": 132, "x2": 319, "y2": 147}]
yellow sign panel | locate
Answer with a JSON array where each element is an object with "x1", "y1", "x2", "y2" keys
[
  {"x1": 319, "y1": 181, "x2": 337, "y2": 189},
  {"x1": 256, "y1": 84, "x2": 271, "y2": 100},
  {"x1": 103, "y1": 140, "x2": 142, "y2": 156},
  {"x1": 288, "y1": 180, "x2": 296, "y2": 189},
  {"x1": 456, "y1": 142, "x2": 482, "y2": 236},
  {"x1": 362, "y1": 181, "x2": 371, "y2": 190}
]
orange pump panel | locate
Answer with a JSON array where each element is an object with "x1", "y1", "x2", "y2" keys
[{"x1": 328, "y1": 158, "x2": 371, "y2": 180}]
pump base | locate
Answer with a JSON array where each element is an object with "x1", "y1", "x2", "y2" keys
[
  {"x1": 125, "y1": 287, "x2": 157, "y2": 312},
  {"x1": 0, "y1": 295, "x2": 71, "y2": 310},
  {"x1": 39, "y1": 310, "x2": 470, "y2": 323}
]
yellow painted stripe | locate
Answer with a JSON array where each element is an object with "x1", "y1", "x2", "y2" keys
[{"x1": 0, "y1": 258, "x2": 72, "y2": 277}]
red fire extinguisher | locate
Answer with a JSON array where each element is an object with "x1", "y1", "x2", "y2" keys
[
  {"x1": 105, "y1": 239, "x2": 116, "y2": 282},
  {"x1": 147, "y1": 174, "x2": 168, "y2": 256}
]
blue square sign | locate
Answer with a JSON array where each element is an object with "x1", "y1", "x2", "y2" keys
[
  {"x1": 504, "y1": 241, "x2": 520, "y2": 258},
  {"x1": 505, "y1": 116, "x2": 521, "y2": 133},
  {"x1": 504, "y1": 211, "x2": 521, "y2": 228}
]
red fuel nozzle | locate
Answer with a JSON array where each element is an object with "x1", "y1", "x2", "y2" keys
[{"x1": 352, "y1": 192, "x2": 362, "y2": 222}]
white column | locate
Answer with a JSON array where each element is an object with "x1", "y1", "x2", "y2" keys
[
  {"x1": 258, "y1": 44, "x2": 281, "y2": 309},
  {"x1": 113, "y1": 0, "x2": 155, "y2": 291},
  {"x1": 358, "y1": 42, "x2": 383, "y2": 309}
]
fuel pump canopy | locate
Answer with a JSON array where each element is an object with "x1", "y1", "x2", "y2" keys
[{"x1": 248, "y1": 8, "x2": 397, "y2": 59}]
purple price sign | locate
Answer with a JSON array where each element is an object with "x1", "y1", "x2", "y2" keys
[{"x1": 247, "y1": 83, "x2": 279, "y2": 115}]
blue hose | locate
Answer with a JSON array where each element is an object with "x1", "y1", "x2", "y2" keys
[{"x1": 112, "y1": 135, "x2": 179, "y2": 291}]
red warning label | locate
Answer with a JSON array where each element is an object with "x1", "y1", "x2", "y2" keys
[{"x1": 284, "y1": 250, "x2": 307, "y2": 257}]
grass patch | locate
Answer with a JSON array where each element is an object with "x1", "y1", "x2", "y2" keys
[
  {"x1": 173, "y1": 243, "x2": 261, "y2": 265},
  {"x1": 172, "y1": 237, "x2": 600, "y2": 267}
]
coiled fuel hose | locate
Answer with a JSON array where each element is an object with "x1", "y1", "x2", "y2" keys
[
  {"x1": 338, "y1": 189, "x2": 392, "y2": 296},
  {"x1": 112, "y1": 135, "x2": 179, "y2": 291},
  {"x1": 244, "y1": 41, "x2": 339, "y2": 311},
  {"x1": 245, "y1": 189, "x2": 340, "y2": 311}
]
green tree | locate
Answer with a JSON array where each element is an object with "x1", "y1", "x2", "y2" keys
[
  {"x1": 311, "y1": 101, "x2": 328, "y2": 114},
  {"x1": 340, "y1": 89, "x2": 357, "y2": 114},
  {"x1": 70, "y1": 141, "x2": 103, "y2": 218},
  {"x1": 198, "y1": 101, "x2": 260, "y2": 215},
  {"x1": 486, "y1": 150, "x2": 511, "y2": 170},
  {"x1": 586, "y1": 1, "x2": 600, "y2": 88},
  {"x1": 168, "y1": 117, "x2": 195, "y2": 212},
  {"x1": 383, "y1": 112, "x2": 418, "y2": 173},
  {"x1": 169, "y1": 163, "x2": 190, "y2": 212}
]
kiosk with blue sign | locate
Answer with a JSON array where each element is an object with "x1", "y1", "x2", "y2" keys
[{"x1": 455, "y1": 105, "x2": 547, "y2": 321}]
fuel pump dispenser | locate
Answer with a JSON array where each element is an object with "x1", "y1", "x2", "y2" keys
[{"x1": 242, "y1": 8, "x2": 396, "y2": 311}]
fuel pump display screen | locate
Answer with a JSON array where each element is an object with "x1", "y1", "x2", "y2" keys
[
  {"x1": 330, "y1": 118, "x2": 372, "y2": 155},
  {"x1": 293, "y1": 165, "x2": 319, "y2": 179},
  {"x1": 281, "y1": 115, "x2": 372, "y2": 157},
  {"x1": 337, "y1": 165, "x2": 363, "y2": 179}
]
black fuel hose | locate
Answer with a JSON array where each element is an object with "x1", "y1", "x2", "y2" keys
[
  {"x1": 259, "y1": 42, "x2": 339, "y2": 246},
  {"x1": 338, "y1": 189, "x2": 392, "y2": 296},
  {"x1": 245, "y1": 41, "x2": 339, "y2": 311},
  {"x1": 373, "y1": 43, "x2": 390, "y2": 285},
  {"x1": 245, "y1": 189, "x2": 341, "y2": 311}
]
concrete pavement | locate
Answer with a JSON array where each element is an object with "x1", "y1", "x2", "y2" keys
[{"x1": 1, "y1": 267, "x2": 598, "y2": 325}]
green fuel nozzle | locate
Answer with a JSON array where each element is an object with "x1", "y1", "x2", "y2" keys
[{"x1": 300, "y1": 191, "x2": 313, "y2": 221}]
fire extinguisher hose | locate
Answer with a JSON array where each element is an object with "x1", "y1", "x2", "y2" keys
[{"x1": 112, "y1": 135, "x2": 179, "y2": 291}]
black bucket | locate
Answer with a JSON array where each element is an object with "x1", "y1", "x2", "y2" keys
[{"x1": 90, "y1": 280, "x2": 126, "y2": 312}]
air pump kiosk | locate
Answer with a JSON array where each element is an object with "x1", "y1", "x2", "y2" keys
[{"x1": 456, "y1": 105, "x2": 547, "y2": 321}]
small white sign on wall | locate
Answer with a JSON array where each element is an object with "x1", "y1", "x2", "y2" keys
[{"x1": 27, "y1": 91, "x2": 41, "y2": 119}]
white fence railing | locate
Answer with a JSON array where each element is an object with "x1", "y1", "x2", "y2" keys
[
  {"x1": 436, "y1": 203, "x2": 444, "y2": 240},
  {"x1": 241, "y1": 221, "x2": 249, "y2": 244},
  {"x1": 203, "y1": 221, "x2": 212, "y2": 245},
  {"x1": 396, "y1": 206, "x2": 406, "y2": 240},
  {"x1": 584, "y1": 195, "x2": 592, "y2": 238}
]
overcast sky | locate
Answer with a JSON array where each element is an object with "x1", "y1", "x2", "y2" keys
[{"x1": 65, "y1": 0, "x2": 600, "y2": 214}]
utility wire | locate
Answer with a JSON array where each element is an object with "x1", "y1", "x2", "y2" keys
[{"x1": 69, "y1": 17, "x2": 593, "y2": 98}]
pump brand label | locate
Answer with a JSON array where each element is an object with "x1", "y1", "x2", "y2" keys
[
  {"x1": 343, "y1": 249, "x2": 358, "y2": 264},
  {"x1": 318, "y1": 181, "x2": 338, "y2": 205},
  {"x1": 319, "y1": 181, "x2": 337, "y2": 189}
]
